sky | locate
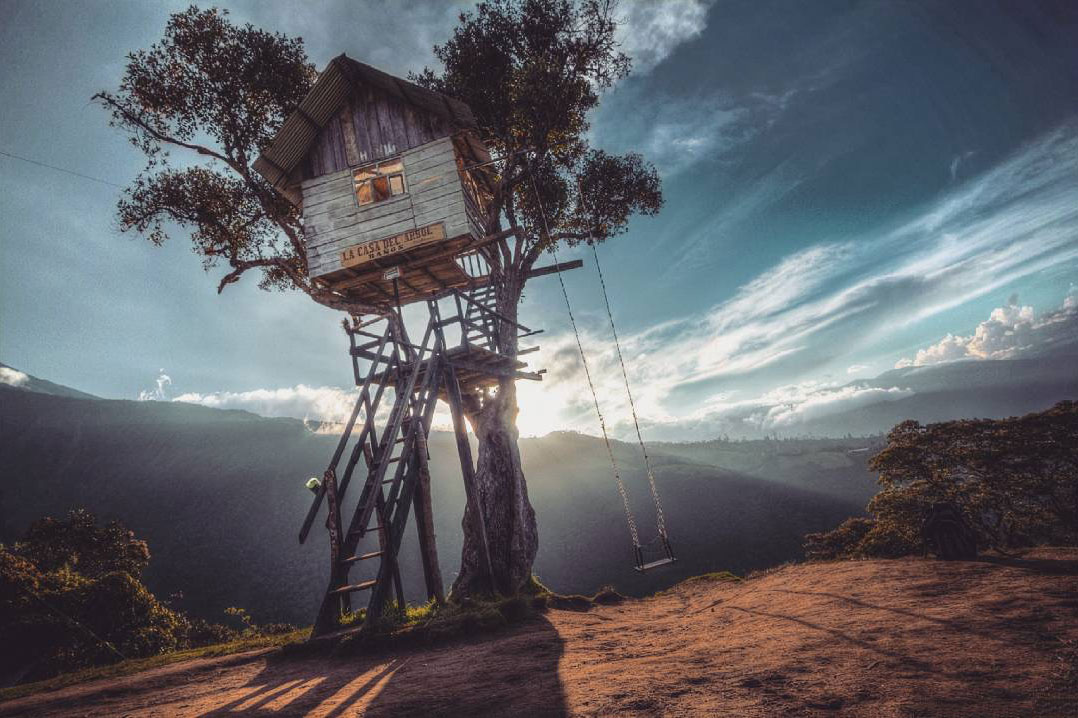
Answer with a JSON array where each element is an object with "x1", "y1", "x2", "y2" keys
[{"x1": 1, "y1": 0, "x2": 1076, "y2": 439}]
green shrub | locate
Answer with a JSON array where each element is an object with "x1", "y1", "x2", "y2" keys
[
  {"x1": 804, "y1": 401, "x2": 1078, "y2": 560},
  {"x1": 1, "y1": 509, "x2": 288, "y2": 685},
  {"x1": 804, "y1": 518, "x2": 875, "y2": 560}
]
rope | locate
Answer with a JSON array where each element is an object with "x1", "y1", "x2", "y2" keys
[
  {"x1": 590, "y1": 243, "x2": 668, "y2": 539},
  {"x1": 528, "y1": 172, "x2": 640, "y2": 548}
]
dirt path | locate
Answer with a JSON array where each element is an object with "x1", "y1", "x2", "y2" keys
[{"x1": 3, "y1": 549, "x2": 1076, "y2": 717}]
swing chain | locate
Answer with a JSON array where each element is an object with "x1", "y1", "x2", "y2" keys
[
  {"x1": 529, "y1": 171, "x2": 642, "y2": 548},
  {"x1": 589, "y1": 243, "x2": 668, "y2": 539}
]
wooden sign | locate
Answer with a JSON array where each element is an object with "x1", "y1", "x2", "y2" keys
[{"x1": 339, "y1": 222, "x2": 446, "y2": 269}]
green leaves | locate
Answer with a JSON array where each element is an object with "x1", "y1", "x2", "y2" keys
[
  {"x1": 16, "y1": 508, "x2": 151, "y2": 580},
  {"x1": 96, "y1": 6, "x2": 313, "y2": 301},
  {"x1": 806, "y1": 401, "x2": 1078, "y2": 559},
  {"x1": 414, "y1": 0, "x2": 662, "y2": 277},
  {"x1": 105, "y1": 7, "x2": 314, "y2": 159}
]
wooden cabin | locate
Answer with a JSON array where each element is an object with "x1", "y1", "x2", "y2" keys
[{"x1": 254, "y1": 55, "x2": 495, "y2": 307}]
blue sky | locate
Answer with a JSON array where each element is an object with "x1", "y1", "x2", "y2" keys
[{"x1": 1, "y1": 1, "x2": 1076, "y2": 438}]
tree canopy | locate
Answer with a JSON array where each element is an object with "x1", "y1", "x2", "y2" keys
[
  {"x1": 97, "y1": 1, "x2": 661, "y2": 318},
  {"x1": 1, "y1": 509, "x2": 291, "y2": 684},
  {"x1": 414, "y1": 0, "x2": 662, "y2": 286},
  {"x1": 93, "y1": 7, "x2": 352, "y2": 307},
  {"x1": 805, "y1": 401, "x2": 1078, "y2": 560}
]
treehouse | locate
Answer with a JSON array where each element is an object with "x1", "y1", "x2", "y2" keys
[
  {"x1": 258, "y1": 56, "x2": 669, "y2": 638},
  {"x1": 254, "y1": 54, "x2": 495, "y2": 307}
]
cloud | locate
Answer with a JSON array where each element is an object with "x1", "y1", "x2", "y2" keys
[
  {"x1": 846, "y1": 364, "x2": 869, "y2": 375},
  {"x1": 137, "y1": 369, "x2": 172, "y2": 401},
  {"x1": 595, "y1": 88, "x2": 795, "y2": 176},
  {"x1": 0, "y1": 367, "x2": 29, "y2": 388},
  {"x1": 949, "y1": 150, "x2": 975, "y2": 182},
  {"x1": 518, "y1": 123, "x2": 1078, "y2": 438},
  {"x1": 619, "y1": 380, "x2": 913, "y2": 441},
  {"x1": 615, "y1": 0, "x2": 713, "y2": 74},
  {"x1": 173, "y1": 384, "x2": 358, "y2": 424},
  {"x1": 668, "y1": 122, "x2": 1078, "y2": 384},
  {"x1": 895, "y1": 292, "x2": 1078, "y2": 368},
  {"x1": 249, "y1": 0, "x2": 711, "y2": 82},
  {"x1": 757, "y1": 383, "x2": 913, "y2": 429}
]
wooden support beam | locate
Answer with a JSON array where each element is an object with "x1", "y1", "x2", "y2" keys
[
  {"x1": 526, "y1": 259, "x2": 584, "y2": 279},
  {"x1": 421, "y1": 265, "x2": 449, "y2": 291},
  {"x1": 412, "y1": 429, "x2": 445, "y2": 604},
  {"x1": 313, "y1": 468, "x2": 348, "y2": 636},
  {"x1": 447, "y1": 357, "x2": 540, "y2": 381},
  {"x1": 443, "y1": 366, "x2": 496, "y2": 595},
  {"x1": 374, "y1": 487, "x2": 405, "y2": 609}
]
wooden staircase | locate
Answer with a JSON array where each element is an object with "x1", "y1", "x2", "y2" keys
[{"x1": 301, "y1": 289, "x2": 544, "y2": 636}]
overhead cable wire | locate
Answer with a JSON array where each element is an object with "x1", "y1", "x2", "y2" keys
[{"x1": 0, "y1": 149, "x2": 123, "y2": 188}]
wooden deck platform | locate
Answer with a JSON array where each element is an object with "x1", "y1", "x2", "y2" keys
[
  {"x1": 315, "y1": 235, "x2": 485, "y2": 308},
  {"x1": 371, "y1": 343, "x2": 542, "y2": 396}
]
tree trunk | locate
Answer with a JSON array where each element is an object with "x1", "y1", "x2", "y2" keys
[{"x1": 450, "y1": 271, "x2": 538, "y2": 598}]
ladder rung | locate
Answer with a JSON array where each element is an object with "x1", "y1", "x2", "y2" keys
[
  {"x1": 329, "y1": 579, "x2": 377, "y2": 595},
  {"x1": 340, "y1": 551, "x2": 383, "y2": 564}
]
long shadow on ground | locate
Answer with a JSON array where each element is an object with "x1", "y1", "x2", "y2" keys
[{"x1": 196, "y1": 615, "x2": 567, "y2": 718}]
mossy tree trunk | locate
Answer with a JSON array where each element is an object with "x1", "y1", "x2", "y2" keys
[{"x1": 450, "y1": 273, "x2": 538, "y2": 598}]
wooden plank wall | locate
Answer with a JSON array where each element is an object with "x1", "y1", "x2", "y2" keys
[
  {"x1": 303, "y1": 137, "x2": 479, "y2": 279},
  {"x1": 305, "y1": 86, "x2": 451, "y2": 180}
]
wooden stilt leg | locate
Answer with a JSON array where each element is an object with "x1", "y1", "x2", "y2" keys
[
  {"x1": 444, "y1": 366, "x2": 496, "y2": 595},
  {"x1": 412, "y1": 429, "x2": 445, "y2": 604}
]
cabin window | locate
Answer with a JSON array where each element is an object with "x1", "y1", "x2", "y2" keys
[{"x1": 354, "y1": 159, "x2": 406, "y2": 206}]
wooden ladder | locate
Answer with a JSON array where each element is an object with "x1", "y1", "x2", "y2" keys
[{"x1": 307, "y1": 314, "x2": 445, "y2": 636}]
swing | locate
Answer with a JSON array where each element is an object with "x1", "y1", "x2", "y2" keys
[{"x1": 530, "y1": 173, "x2": 676, "y2": 573}]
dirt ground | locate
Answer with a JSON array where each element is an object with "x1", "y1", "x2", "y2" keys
[{"x1": 2, "y1": 548, "x2": 1076, "y2": 717}]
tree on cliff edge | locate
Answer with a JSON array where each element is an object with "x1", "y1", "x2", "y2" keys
[
  {"x1": 96, "y1": 1, "x2": 662, "y2": 598},
  {"x1": 413, "y1": 0, "x2": 662, "y2": 596}
]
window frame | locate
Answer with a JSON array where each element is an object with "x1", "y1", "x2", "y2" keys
[{"x1": 352, "y1": 158, "x2": 407, "y2": 208}]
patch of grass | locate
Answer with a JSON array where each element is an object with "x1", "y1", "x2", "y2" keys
[
  {"x1": 546, "y1": 593, "x2": 593, "y2": 611},
  {"x1": 746, "y1": 562, "x2": 797, "y2": 580},
  {"x1": 658, "y1": 571, "x2": 742, "y2": 596},
  {"x1": 592, "y1": 585, "x2": 626, "y2": 605},
  {"x1": 334, "y1": 596, "x2": 519, "y2": 654},
  {"x1": 0, "y1": 628, "x2": 310, "y2": 703},
  {"x1": 522, "y1": 574, "x2": 551, "y2": 595},
  {"x1": 332, "y1": 575, "x2": 629, "y2": 655}
]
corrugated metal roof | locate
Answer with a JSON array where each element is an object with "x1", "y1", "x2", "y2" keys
[{"x1": 254, "y1": 54, "x2": 478, "y2": 195}]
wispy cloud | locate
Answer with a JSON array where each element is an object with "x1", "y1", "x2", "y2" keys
[
  {"x1": 615, "y1": 0, "x2": 713, "y2": 74},
  {"x1": 137, "y1": 369, "x2": 172, "y2": 401},
  {"x1": 150, "y1": 123, "x2": 1078, "y2": 441},
  {"x1": 519, "y1": 122, "x2": 1078, "y2": 438},
  {"x1": 595, "y1": 88, "x2": 794, "y2": 177}
]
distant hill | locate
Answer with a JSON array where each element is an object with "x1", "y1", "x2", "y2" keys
[
  {"x1": 0, "y1": 364, "x2": 98, "y2": 400},
  {"x1": 0, "y1": 383, "x2": 869, "y2": 626},
  {"x1": 755, "y1": 356, "x2": 1078, "y2": 438}
]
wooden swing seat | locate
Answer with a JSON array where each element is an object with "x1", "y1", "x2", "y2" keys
[{"x1": 635, "y1": 556, "x2": 677, "y2": 573}]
